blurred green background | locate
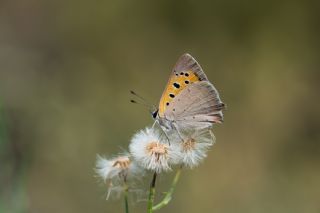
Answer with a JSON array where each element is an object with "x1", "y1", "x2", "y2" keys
[{"x1": 0, "y1": 0, "x2": 319, "y2": 212}]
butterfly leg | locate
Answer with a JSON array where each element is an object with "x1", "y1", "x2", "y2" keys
[
  {"x1": 153, "y1": 120, "x2": 171, "y2": 144},
  {"x1": 172, "y1": 122, "x2": 185, "y2": 142},
  {"x1": 151, "y1": 120, "x2": 157, "y2": 129},
  {"x1": 162, "y1": 120, "x2": 183, "y2": 144},
  {"x1": 159, "y1": 126, "x2": 171, "y2": 144},
  {"x1": 163, "y1": 129, "x2": 171, "y2": 144}
]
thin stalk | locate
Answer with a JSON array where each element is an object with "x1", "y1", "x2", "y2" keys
[
  {"x1": 152, "y1": 166, "x2": 182, "y2": 211},
  {"x1": 147, "y1": 172, "x2": 157, "y2": 213},
  {"x1": 124, "y1": 183, "x2": 129, "y2": 213}
]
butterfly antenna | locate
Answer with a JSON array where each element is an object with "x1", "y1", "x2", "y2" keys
[
  {"x1": 130, "y1": 90, "x2": 156, "y2": 111},
  {"x1": 130, "y1": 99, "x2": 155, "y2": 116},
  {"x1": 130, "y1": 99, "x2": 151, "y2": 108}
]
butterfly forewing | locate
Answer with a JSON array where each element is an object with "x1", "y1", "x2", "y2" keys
[
  {"x1": 158, "y1": 53, "x2": 208, "y2": 117},
  {"x1": 173, "y1": 53, "x2": 208, "y2": 81}
]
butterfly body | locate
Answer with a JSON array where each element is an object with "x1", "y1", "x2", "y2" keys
[{"x1": 154, "y1": 53, "x2": 225, "y2": 137}]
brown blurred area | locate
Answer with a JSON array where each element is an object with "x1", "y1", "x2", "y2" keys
[{"x1": 0, "y1": 0, "x2": 319, "y2": 212}]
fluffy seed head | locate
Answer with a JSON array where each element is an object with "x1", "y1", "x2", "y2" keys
[
  {"x1": 112, "y1": 156, "x2": 131, "y2": 169},
  {"x1": 176, "y1": 129, "x2": 215, "y2": 168},
  {"x1": 181, "y1": 138, "x2": 196, "y2": 152},
  {"x1": 95, "y1": 154, "x2": 141, "y2": 182},
  {"x1": 129, "y1": 127, "x2": 180, "y2": 173},
  {"x1": 146, "y1": 141, "x2": 168, "y2": 158},
  {"x1": 95, "y1": 153, "x2": 143, "y2": 200}
]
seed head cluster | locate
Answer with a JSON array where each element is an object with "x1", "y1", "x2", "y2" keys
[{"x1": 96, "y1": 124, "x2": 216, "y2": 199}]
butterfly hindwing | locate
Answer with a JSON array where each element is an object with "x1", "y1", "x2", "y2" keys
[{"x1": 164, "y1": 81, "x2": 224, "y2": 130}]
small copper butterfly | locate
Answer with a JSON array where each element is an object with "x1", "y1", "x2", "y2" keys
[{"x1": 152, "y1": 53, "x2": 225, "y2": 136}]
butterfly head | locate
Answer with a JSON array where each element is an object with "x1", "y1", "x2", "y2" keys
[{"x1": 152, "y1": 109, "x2": 159, "y2": 119}]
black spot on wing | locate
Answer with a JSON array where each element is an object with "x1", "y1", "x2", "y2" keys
[{"x1": 173, "y1": 83, "x2": 180, "y2": 88}]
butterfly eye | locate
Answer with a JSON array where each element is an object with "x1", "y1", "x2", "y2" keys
[{"x1": 152, "y1": 110, "x2": 159, "y2": 118}]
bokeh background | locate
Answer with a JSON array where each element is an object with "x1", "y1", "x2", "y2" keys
[{"x1": 1, "y1": 0, "x2": 319, "y2": 212}]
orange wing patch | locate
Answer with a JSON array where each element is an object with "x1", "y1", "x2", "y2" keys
[{"x1": 158, "y1": 70, "x2": 200, "y2": 117}]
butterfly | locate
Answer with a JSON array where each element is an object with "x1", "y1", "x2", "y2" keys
[{"x1": 152, "y1": 53, "x2": 225, "y2": 137}]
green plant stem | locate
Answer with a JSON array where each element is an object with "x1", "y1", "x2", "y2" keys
[
  {"x1": 124, "y1": 183, "x2": 129, "y2": 213},
  {"x1": 152, "y1": 167, "x2": 182, "y2": 211},
  {"x1": 147, "y1": 172, "x2": 157, "y2": 213}
]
